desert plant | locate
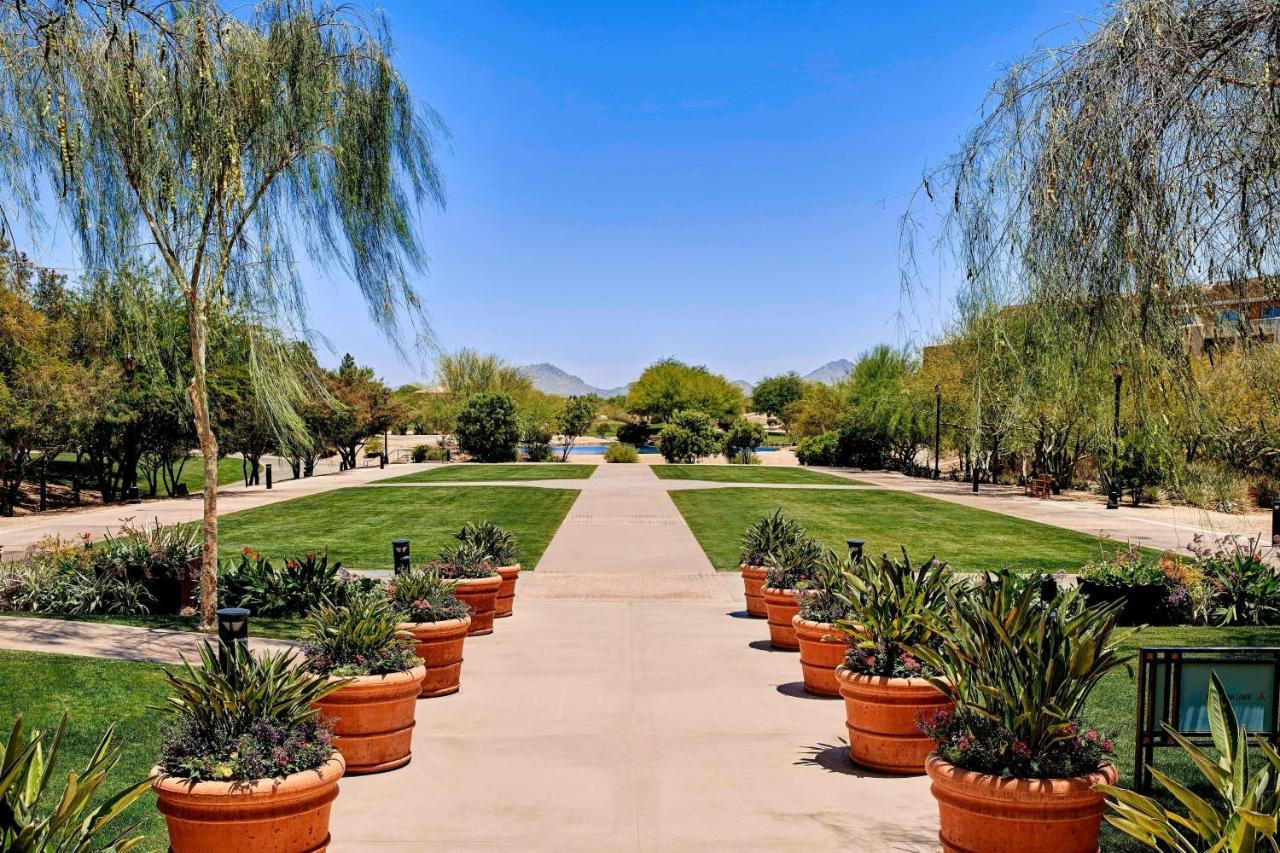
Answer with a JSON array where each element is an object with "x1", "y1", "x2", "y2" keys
[
  {"x1": 911, "y1": 571, "x2": 1134, "y2": 778},
  {"x1": 302, "y1": 590, "x2": 420, "y2": 677},
  {"x1": 93, "y1": 519, "x2": 202, "y2": 583},
  {"x1": 429, "y1": 541, "x2": 497, "y2": 580},
  {"x1": 454, "y1": 521, "x2": 518, "y2": 566},
  {"x1": 838, "y1": 550, "x2": 952, "y2": 678},
  {"x1": 0, "y1": 714, "x2": 151, "y2": 851},
  {"x1": 217, "y1": 548, "x2": 372, "y2": 616},
  {"x1": 1099, "y1": 671, "x2": 1280, "y2": 852},
  {"x1": 604, "y1": 442, "x2": 640, "y2": 463},
  {"x1": 763, "y1": 537, "x2": 828, "y2": 590},
  {"x1": 738, "y1": 509, "x2": 808, "y2": 566},
  {"x1": 157, "y1": 643, "x2": 343, "y2": 782},
  {"x1": 411, "y1": 444, "x2": 431, "y2": 463},
  {"x1": 798, "y1": 551, "x2": 858, "y2": 624},
  {"x1": 1190, "y1": 535, "x2": 1280, "y2": 626},
  {"x1": 386, "y1": 567, "x2": 470, "y2": 623}
]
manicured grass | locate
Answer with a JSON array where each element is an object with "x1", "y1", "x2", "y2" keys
[
  {"x1": 45, "y1": 453, "x2": 248, "y2": 493},
  {"x1": 1, "y1": 611, "x2": 306, "y2": 639},
  {"x1": 0, "y1": 649, "x2": 170, "y2": 845},
  {"x1": 652, "y1": 464, "x2": 864, "y2": 485},
  {"x1": 669, "y1": 487, "x2": 1123, "y2": 573},
  {"x1": 377, "y1": 463, "x2": 597, "y2": 483},
  {"x1": 217, "y1": 485, "x2": 580, "y2": 569}
]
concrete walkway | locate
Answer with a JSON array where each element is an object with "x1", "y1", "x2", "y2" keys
[{"x1": 0, "y1": 615, "x2": 292, "y2": 663}]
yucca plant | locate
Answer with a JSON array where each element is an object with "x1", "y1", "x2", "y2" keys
[
  {"x1": 738, "y1": 509, "x2": 808, "y2": 567},
  {"x1": 158, "y1": 642, "x2": 343, "y2": 782},
  {"x1": 1099, "y1": 671, "x2": 1280, "y2": 852},
  {"x1": 0, "y1": 714, "x2": 151, "y2": 851},
  {"x1": 430, "y1": 541, "x2": 498, "y2": 580},
  {"x1": 764, "y1": 537, "x2": 829, "y2": 590},
  {"x1": 387, "y1": 567, "x2": 471, "y2": 624},
  {"x1": 837, "y1": 549, "x2": 952, "y2": 678},
  {"x1": 798, "y1": 550, "x2": 860, "y2": 625},
  {"x1": 911, "y1": 570, "x2": 1135, "y2": 778},
  {"x1": 302, "y1": 589, "x2": 420, "y2": 677},
  {"x1": 454, "y1": 521, "x2": 518, "y2": 567}
]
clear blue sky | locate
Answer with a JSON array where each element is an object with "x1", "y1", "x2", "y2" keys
[{"x1": 27, "y1": 1, "x2": 1096, "y2": 388}]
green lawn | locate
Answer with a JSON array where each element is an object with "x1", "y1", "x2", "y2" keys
[
  {"x1": 378, "y1": 463, "x2": 597, "y2": 483},
  {"x1": 670, "y1": 487, "x2": 1122, "y2": 573},
  {"x1": 652, "y1": 464, "x2": 863, "y2": 486},
  {"x1": 0, "y1": 650, "x2": 170, "y2": 847},
  {"x1": 217, "y1": 485, "x2": 580, "y2": 569},
  {"x1": 45, "y1": 453, "x2": 248, "y2": 494}
]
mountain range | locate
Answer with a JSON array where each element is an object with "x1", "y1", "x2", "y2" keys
[{"x1": 518, "y1": 359, "x2": 854, "y2": 398}]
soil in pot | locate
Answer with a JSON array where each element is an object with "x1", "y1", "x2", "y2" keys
[
  {"x1": 762, "y1": 587, "x2": 814, "y2": 650},
  {"x1": 152, "y1": 754, "x2": 345, "y2": 853},
  {"x1": 495, "y1": 564, "x2": 521, "y2": 618},
  {"x1": 400, "y1": 618, "x2": 470, "y2": 697},
  {"x1": 926, "y1": 753, "x2": 1116, "y2": 853},
  {"x1": 792, "y1": 616, "x2": 848, "y2": 697},
  {"x1": 314, "y1": 666, "x2": 426, "y2": 774},
  {"x1": 739, "y1": 564, "x2": 767, "y2": 618},
  {"x1": 449, "y1": 575, "x2": 502, "y2": 635},
  {"x1": 836, "y1": 666, "x2": 951, "y2": 775}
]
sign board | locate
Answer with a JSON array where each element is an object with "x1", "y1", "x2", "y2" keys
[{"x1": 1135, "y1": 647, "x2": 1280, "y2": 790}]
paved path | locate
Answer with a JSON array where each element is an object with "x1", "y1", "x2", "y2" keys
[{"x1": 0, "y1": 615, "x2": 293, "y2": 663}]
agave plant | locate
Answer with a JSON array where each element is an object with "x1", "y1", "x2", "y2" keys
[
  {"x1": 1099, "y1": 671, "x2": 1280, "y2": 852},
  {"x1": 798, "y1": 550, "x2": 860, "y2": 625},
  {"x1": 0, "y1": 714, "x2": 151, "y2": 851},
  {"x1": 764, "y1": 537, "x2": 829, "y2": 590},
  {"x1": 454, "y1": 521, "x2": 518, "y2": 566},
  {"x1": 738, "y1": 509, "x2": 808, "y2": 567},
  {"x1": 302, "y1": 589, "x2": 420, "y2": 677},
  {"x1": 836, "y1": 549, "x2": 952, "y2": 678}
]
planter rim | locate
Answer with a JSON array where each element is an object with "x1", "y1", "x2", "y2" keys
[
  {"x1": 926, "y1": 753, "x2": 1118, "y2": 796},
  {"x1": 322, "y1": 664, "x2": 427, "y2": 688},
  {"x1": 151, "y1": 754, "x2": 345, "y2": 799},
  {"x1": 739, "y1": 563, "x2": 767, "y2": 573},
  {"x1": 446, "y1": 573, "x2": 501, "y2": 585},
  {"x1": 792, "y1": 616, "x2": 840, "y2": 631},
  {"x1": 397, "y1": 616, "x2": 471, "y2": 632},
  {"x1": 761, "y1": 585, "x2": 819, "y2": 596},
  {"x1": 835, "y1": 664, "x2": 948, "y2": 690},
  {"x1": 496, "y1": 563, "x2": 521, "y2": 573}
]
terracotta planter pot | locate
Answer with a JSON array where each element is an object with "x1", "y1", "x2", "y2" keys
[
  {"x1": 152, "y1": 754, "x2": 344, "y2": 853},
  {"x1": 448, "y1": 574, "x2": 502, "y2": 635},
  {"x1": 761, "y1": 586, "x2": 815, "y2": 650},
  {"x1": 313, "y1": 666, "x2": 426, "y2": 775},
  {"x1": 739, "y1": 564, "x2": 767, "y2": 618},
  {"x1": 399, "y1": 618, "x2": 470, "y2": 697},
  {"x1": 835, "y1": 666, "x2": 952, "y2": 775},
  {"x1": 495, "y1": 563, "x2": 521, "y2": 618},
  {"x1": 792, "y1": 616, "x2": 848, "y2": 697},
  {"x1": 926, "y1": 754, "x2": 1117, "y2": 853}
]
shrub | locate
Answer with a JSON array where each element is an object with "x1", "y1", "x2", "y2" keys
[
  {"x1": 0, "y1": 543, "x2": 155, "y2": 615},
  {"x1": 158, "y1": 643, "x2": 342, "y2": 782},
  {"x1": 798, "y1": 553, "x2": 858, "y2": 624},
  {"x1": 911, "y1": 571, "x2": 1133, "y2": 779},
  {"x1": 738, "y1": 509, "x2": 807, "y2": 566},
  {"x1": 92, "y1": 519, "x2": 201, "y2": 584},
  {"x1": 1077, "y1": 544, "x2": 1175, "y2": 625},
  {"x1": 604, "y1": 442, "x2": 639, "y2": 463},
  {"x1": 721, "y1": 418, "x2": 766, "y2": 464},
  {"x1": 657, "y1": 410, "x2": 720, "y2": 463},
  {"x1": 411, "y1": 443, "x2": 431, "y2": 463},
  {"x1": 454, "y1": 392, "x2": 519, "y2": 462},
  {"x1": 1189, "y1": 534, "x2": 1280, "y2": 625},
  {"x1": 795, "y1": 431, "x2": 839, "y2": 466},
  {"x1": 1177, "y1": 462, "x2": 1250, "y2": 514},
  {"x1": 217, "y1": 548, "x2": 374, "y2": 616},
  {"x1": 386, "y1": 567, "x2": 470, "y2": 623},
  {"x1": 302, "y1": 590, "x2": 420, "y2": 677},
  {"x1": 836, "y1": 422, "x2": 887, "y2": 469},
  {"x1": 363, "y1": 436, "x2": 383, "y2": 457},
  {"x1": 838, "y1": 550, "x2": 952, "y2": 678},
  {"x1": 0, "y1": 714, "x2": 151, "y2": 851},
  {"x1": 763, "y1": 537, "x2": 827, "y2": 590},
  {"x1": 454, "y1": 521, "x2": 518, "y2": 566},
  {"x1": 428, "y1": 541, "x2": 497, "y2": 580},
  {"x1": 615, "y1": 421, "x2": 656, "y2": 446}
]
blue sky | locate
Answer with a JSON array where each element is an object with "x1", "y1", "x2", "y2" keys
[{"x1": 25, "y1": 1, "x2": 1096, "y2": 388}]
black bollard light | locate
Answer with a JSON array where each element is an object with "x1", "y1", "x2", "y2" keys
[
  {"x1": 265, "y1": 464, "x2": 273, "y2": 490},
  {"x1": 380, "y1": 453, "x2": 386, "y2": 469},
  {"x1": 392, "y1": 539, "x2": 411, "y2": 575},
  {"x1": 1272, "y1": 501, "x2": 1280, "y2": 547},
  {"x1": 846, "y1": 538, "x2": 865, "y2": 563},
  {"x1": 1039, "y1": 575, "x2": 1059, "y2": 604},
  {"x1": 216, "y1": 607, "x2": 250, "y2": 668}
]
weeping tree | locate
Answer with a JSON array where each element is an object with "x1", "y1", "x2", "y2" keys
[
  {"x1": 0, "y1": 0, "x2": 447, "y2": 629},
  {"x1": 903, "y1": 0, "x2": 1280, "y2": 470}
]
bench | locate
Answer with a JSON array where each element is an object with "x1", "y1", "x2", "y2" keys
[{"x1": 1025, "y1": 475, "x2": 1054, "y2": 499}]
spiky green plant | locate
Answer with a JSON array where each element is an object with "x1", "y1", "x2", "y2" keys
[
  {"x1": 798, "y1": 549, "x2": 859, "y2": 624},
  {"x1": 0, "y1": 714, "x2": 151, "y2": 851},
  {"x1": 432, "y1": 541, "x2": 498, "y2": 580},
  {"x1": 763, "y1": 537, "x2": 829, "y2": 590},
  {"x1": 454, "y1": 521, "x2": 518, "y2": 566},
  {"x1": 387, "y1": 566, "x2": 470, "y2": 624},
  {"x1": 837, "y1": 550, "x2": 952, "y2": 677},
  {"x1": 1099, "y1": 671, "x2": 1280, "y2": 852},
  {"x1": 738, "y1": 509, "x2": 808, "y2": 567},
  {"x1": 302, "y1": 589, "x2": 419, "y2": 677}
]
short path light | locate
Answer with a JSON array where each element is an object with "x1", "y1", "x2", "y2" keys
[
  {"x1": 846, "y1": 538, "x2": 865, "y2": 563},
  {"x1": 1272, "y1": 501, "x2": 1280, "y2": 547},
  {"x1": 392, "y1": 539, "x2": 411, "y2": 575},
  {"x1": 216, "y1": 607, "x2": 250, "y2": 668},
  {"x1": 265, "y1": 464, "x2": 273, "y2": 490}
]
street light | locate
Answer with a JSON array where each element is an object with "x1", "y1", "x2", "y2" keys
[
  {"x1": 121, "y1": 352, "x2": 141, "y2": 504},
  {"x1": 1107, "y1": 361, "x2": 1125, "y2": 510},
  {"x1": 933, "y1": 384, "x2": 941, "y2": 480}
]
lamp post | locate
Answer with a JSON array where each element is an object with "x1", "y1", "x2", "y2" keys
[
  {"x1": 216, "y1": 607, "x2": 250, "y2": 668},
  {"x1": 933, "y1": 384, "x2": 941, "y2": 480},
  {"x1": 1107, "y1": 361, "x2": 1125, "y2": 510},
  {"x1": 121, "y1": 352, "x2": 141, "y2": 504},
  {"x1": 392, "y1": 539, "x2": 411, "y2": 575},
  {"x1": 383, "y1": 429, "x2": 389, "y2": 467}
]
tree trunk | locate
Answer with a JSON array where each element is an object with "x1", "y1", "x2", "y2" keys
[{"x1": 187, "y1": 304, "x2": 220, "y2": 633}]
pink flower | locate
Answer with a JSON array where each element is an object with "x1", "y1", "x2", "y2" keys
[
  {"x1": 900, "y1": 652, "x2": 920, "y2": 672},
  {"x1": 956, "y1": 735, "x2": 971, "y2": 751},
  {"x1": 862, "y1": 655, "x2": 877, "y2": 670},
  {"x1": 1085, "y1": 728, "x2": 1098, "y2": 742},
  {"x1": 1101, "y1": 740, "x2": 1114, "y2": 752},
  {"x1": 1011, "y1": 740, "x2": 1031, "y2": 759}
]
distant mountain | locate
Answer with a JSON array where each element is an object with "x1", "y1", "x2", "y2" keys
[
  {"x1": 803, "y1": 359, "x2": 854, "y2": 385},
  {"x1": 732, "y1": 379, "x2": 754, "y2": 394},
  {"x1": 519, "y1": 363, "x2": 628, "y2": 398}
]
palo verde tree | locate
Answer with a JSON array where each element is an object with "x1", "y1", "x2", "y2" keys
[{"x1": 0, "y1": 0, "x2": 447, "y2": 628}]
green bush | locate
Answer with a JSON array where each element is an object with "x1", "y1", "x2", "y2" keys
[
  {"x1": 217, "y1": 549, "x2": 375, "y2": 616},
  {"x1": 301, "y1": 590, "x2": 420, "y2": 677},
  {"x1": 411, "y1": 444, "x2": 431, "y2": 463},
  {"x1": 795, "y1": 431, "x2": 839, "y2": 466},
  {"x1": 738, "y1": 509, "x2": 808, "y2": 566},
  {"x1": 615, "y1": 421, "x2": 656, "y2": 446},
  {"x1": 387, "y1": 567, "x2": 470, "y2": 623},
  {"x1": 604, "y1": 442, "x2": 639, "y2": 463},
  {"x1": 455, "y1": 392, "x2": 519, "y2": 462},
  {"x1": 657, "y1": 410, "x2": 720, "y2": 463},
  {"x1": 721, "y1": 418, "x2": 766, "y2": 464},
  {"x1": 454, "y1": 521, "x2": 519, "y2": 565}
]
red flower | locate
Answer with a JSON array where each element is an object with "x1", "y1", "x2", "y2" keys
[
  {"x1": 1101, "y1": 740, "x2": 1114, "y2": 752},
  {"x1": 1011, "y1": 740, "x2": 1031, "y2": 759}
]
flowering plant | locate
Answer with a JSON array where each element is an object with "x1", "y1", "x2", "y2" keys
[
  {"x1": 386, "y1": 567, "x2": 470, "y2": 623},
  {"x1": 427, "y1": 541, "x2": 498, "y2": 580},
  {"x1": 301, "y1": 590, "x2": 420, "y2": 677},
  {"x1": 837, "y1": 549, "x2": 951, "y2": 678},
  {"x1": 920, "y1": 710, "x2": 1114, "y2": 779}
]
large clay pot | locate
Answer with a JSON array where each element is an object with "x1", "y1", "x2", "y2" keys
[
  {"x1": 495, "y1": 564, "x2": 521, "y2": 618},
  {"x1": 835, "y1": 665, "x2": 951, "y2": 774},
  {"x1": 314, "y1": 666, "x2": 426, "y2": 775},
  {"x1": 152, "y1": 754, "x2": 345, "y2": 853},
  {"x1": 761, "y1": 587, "x2": 815, "y2": 650},
  {"x1": 448, "y1": 574, "x2": 502, "y2": 636},
  {"x1": 739, "y1": 564, "x2": 767, "y2": 618},
  {"x1": 399, "y1": 617, "x2": 471, "y2": 697},
  {"x1": 926, "y1": 754, "x2": 1116, "y2": 853},
  {"x1": 792, "y1": 616, "x2": 848, "y2": 697}
]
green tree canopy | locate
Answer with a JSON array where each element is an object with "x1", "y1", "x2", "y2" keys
[
  {"x1": 626, "y1": 359, "x2": 743, "y2": 425},
  {"x1": 750, "y1": 373, "x2": 806, "y2": 428}
]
